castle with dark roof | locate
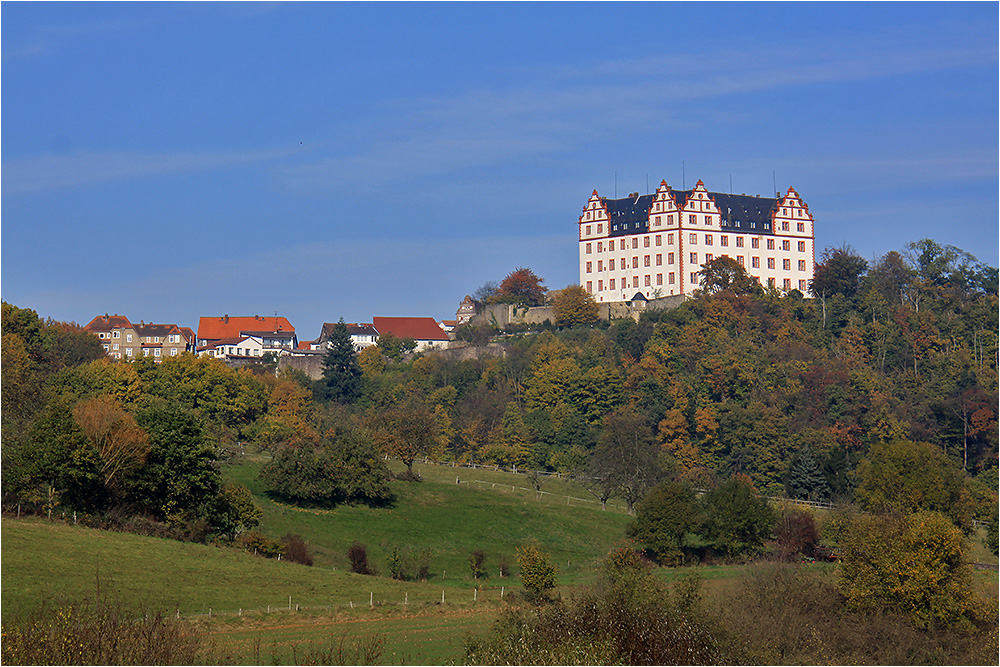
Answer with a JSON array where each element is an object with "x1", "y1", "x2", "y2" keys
[{"x1": 578, "y1": 179, "x2": 816, "y2": 301}]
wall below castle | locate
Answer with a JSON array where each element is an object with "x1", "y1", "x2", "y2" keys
[{"x1": 469, "y1": 294, "x2": 687, "y2": 329}]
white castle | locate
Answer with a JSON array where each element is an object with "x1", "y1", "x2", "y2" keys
[{"x1": 578, "y1": 179, "x2": 816, "y2": 301}]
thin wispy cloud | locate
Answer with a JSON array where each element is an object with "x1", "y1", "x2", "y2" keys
[{"x1": 2, "y1": 148, "x2": 297, "y2": 196}]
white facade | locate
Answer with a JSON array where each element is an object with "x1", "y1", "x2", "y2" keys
[{"x1": 579, "y1": 180, "x2": 816, "y2": 302}]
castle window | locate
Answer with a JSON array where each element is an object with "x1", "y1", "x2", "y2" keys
[
  {"x1": 597, "y1": 242, "x2": 603, "y2": 252},
  {"x1": 799, "y1": 280, "x2": 807, "y2": 291},
  {"x1": 706, "y1": 254, "x2": 713, "y2": 262},
  {"x1": 586, "y1": 243, "x2": 592, "y2": 254},
  {"x1": 632, "y1": 238, "x2": 639, "y2": 249},
  {"x1": 656, "y1": 254, "x2": 662, "y2": 266},
  {"x1": 586, "y1": 225, "x2": 592, "y2": 234},
  {"x1": 586, "y1": 262, "x2": 592, "y2": 273},
  {"x1": 689, "y1": 234, "x2": 697, "y2": 244},
  {"x1": 783, "y1": 278, "x2": 791, "y2": 290},
  {"x1": 644, "y1": 275, "x2": 651, "y2": 287},
  {"x1": 705, "y1": 235, "x2": 713, "y2": 245},
  {"x1": 113, "y1": 330, "x2": 120, "y2": 338},
  {"x1": 689, "y1": 215, "x2": 696, "y2": 225},
  {"x1": 644, "y1": 255, "x2": 650, "y2": 267},
  {"x1": 633, "y1": 276, "x2": 639, "y2": 288},
  {"x1": 586, "y1": 281, "x2": 593, "y2": 293},
  {"x1": 609, "y1": 259, "x2": 615, "y2": 270},
  {"x1": 768, "y1": 258, "x2": 775, "y2": 269},
  {"x1": 598, "y1": 280, "x2": 604, "y2": 291},
  {"x1": 783, "y1": 259, "x2": 790, "y2": 270},
  {"x1": 620, "y1": 239, "x2": 626, "y2": 250},
  {"x1": 797, "y1": 222, "x2": 805, "y2": 232},
  {"x1": 610, "y1": 278, "x2": 616, "y2": 290},
  {"x1": 704, "y1": 215, "x2": 712, "y2": 225},
  {"x1": 767, "y1": 239, "x2": 775, "y2": 250},
  {"x1": 656, "y1": 274, "x2": 663, "y2": 285},
  {"x1": 667, "y1": 234, "x2": 674, "y2": 244},
  {"x1": 782, "y1": 240, "x2": 790, "y2": 251},
  {"x1": 690, "y1": 253, "x2": 698, "y2": 264},
  {"x1": 644, "y1": 237, "x2": 650, "y2": 248},
  {"x1": 668, "y1": 214, "x2": 674, "y2": 225},
  {"x1": 655, "y1": 215, "x2": 662, "y2": 226},
  {"x1": 798, "y1": 241, "x2": 805, "y2": 252},
  {"x1": 782, "y1": 222, "x2": 789, "y2": 231},
  {"x1": 798, "y1": 260, "x2": 806, "y2": 271},
  {"x1": 690, "y1": 273, "x2": 699, "y2": 284},
  {"x1": 597, "y1": 224, "x2": 603, "y2": 233},
  {"x1": 598, "y1": 260, "x2": 603, "y2": 271},
  {"x1": 737, "y1": 255, "x2": 745, "y2": 266},
  {"x1": 669, "y1": 272, "x2": 676, "y2": 284},
  {"x1": 668, "y1": 253, "x2": 675, "y2": 264},
  {"x1": 752, "y1": 238, "x2": 760, "y2": 249},
  {"x1": 752, "y1": 257, "x2": 760, "y2": 268},
  {"x1": 720, "y1": 236, "x2": 729, "y2": 247},
  {"x1": 655, "y1": 235, "x2": 662, "y2": 246},
  {"x1": 632, "y1": 257, "x2": 639, "y2": 269},
  {"x1": 736, "y1": 237, "x2": 744, "y2": 248}
]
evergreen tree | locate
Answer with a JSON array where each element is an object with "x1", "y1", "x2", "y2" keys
[
  {"x1": 785, "y1": 446, "x2": 830, "y2": 501},
  {"x1": 320, "y1": 319, "x2": 363, "y2": 403}
]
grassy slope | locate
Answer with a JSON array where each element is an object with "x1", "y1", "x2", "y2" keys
[{"x1": 225, "y1": 454, "x2": 632, "y2": 588}]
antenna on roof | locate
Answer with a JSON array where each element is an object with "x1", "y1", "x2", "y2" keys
[
  {"x1": 614, "y1": 170, "x2": 617, "y2": 199},
  {"x1": 772, "y1": 171, "x2": 777, "y2": 198},
  {"x1": 682, "y1": 161, "x2": 686, "y2": 190},
  {"x1": 646, "y1": 173, "x2": 649, "y2": 195},
  {"x1": 730, "y1": 174, "x2": 733, "y2": 195}
]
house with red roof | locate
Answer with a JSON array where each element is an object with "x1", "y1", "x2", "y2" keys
[
  {"x1": 197, "y1": 315, "x2": 297, "y2": 356},
  {"x1": 372, "y1": 316, "x2": 450, "y2": 352},
  {"x1": 309, "y1": 322, "x2": 379, "y2": 351}
]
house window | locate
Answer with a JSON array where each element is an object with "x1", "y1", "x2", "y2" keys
[
  {"x1": 783, "y1": 259, "x2": 791, "y2": 270},
  {"x1": 113, "y1": 330, "x2": 120, "y2": 338},
  {"x1": 103, "y1": 344, "x2": 109, "y2": 351},
  {"x1": 171, "y1": 348, "x2": 178, "y2": 356},
  {"x1": 752, "y1": 257, "x2": 760, "y2": 268},
  {"x1": 752, "y1": 238, "x2": 760, "y2": 249},
  {"x1": 736, "y1": 237, "x2": 744, "y2": 248},
  {"x1": 655, "y1": 215, "x2": 662, "y2": 226},
  {"x1": 668, "y1": 214, "x2": 674, "y2": 225},
  {"x1": 720, "y1": 236, "x2": 729, "y2": 247},
  {"x1": 656, "y1": 254, "x2": 662, "y2": 266},
  {"x1": 113, "y1": 343, "x2": 119, "y2": 350},
  {"x1": 768, "y1": 278, "x2": 776, "y2": 288},
  {"x1": 668, "y1": 272, "x2": 676, "y2": 284},
  {"x1": 586, "y1": 262, "x2": 592, "y2": 273},
  {"x1": 767, "y1": 239, "x2": 775, "y2": 250},
  {"x1": 767, "y1": 258, "x2": 776, "y2": 269},
  {"x1": 126, "y1": 348, "x2": 133, "y2": 357}
]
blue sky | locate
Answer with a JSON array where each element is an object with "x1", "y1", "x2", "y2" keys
[{"x1": 3, "y1": 2, "x2": 997, "y2": 339}]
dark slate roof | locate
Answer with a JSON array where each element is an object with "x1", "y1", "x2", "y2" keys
[
  {"x1": 600, "y1": 190, "x2": 777, "y2": 236},
  {"x1": 602, "y1": 194, "x2": 655, "y2": 237}
]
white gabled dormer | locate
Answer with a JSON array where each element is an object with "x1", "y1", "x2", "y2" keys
[
  {"x1": 680, "y1": 180, "x2": 719, "y2": 228},
  {"x1": 579, "y1": 189, "x2": 609, "y2": 240},
  {"x1": 774, "y1": 186, "x2": 814, "y2": 235},
  {"x1": 650, "y1": 179, "x2": 679, "y2": 228}
]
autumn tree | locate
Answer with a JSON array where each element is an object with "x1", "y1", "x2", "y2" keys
[
  {"x1": 551, "y1": 285, "x2": 599, "y2": 325},
  {"x1": 701, "y1": 476, "x2": 775, "y2": 558},
  {"x1": 367, "y1": 405, "x2": 437, "y2": 477},
  {"x1": 626, "y1": 481, "x2": 701, "y2": 564},
  {"x1": 491, "y1": 267, "x2": 547, "y2": 306},
  {"x1": 73, "y1": 395, "x2": 150, "y2": 493},
  {"x1": 517, "y1": 540, "x2": 558, "y2": 602},
  {"x1": 838, "y1": 511, "x2": 978, "y2": 628},
  {"x1": 591, "y1": 408, "x2": 663, "y2": 514},
  {"x1": 698, "y1": 256, "x2": 762, "y2": 296}
]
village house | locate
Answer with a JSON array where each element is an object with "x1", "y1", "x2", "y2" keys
[
  {"x1": 196, "y1": 315, "x2": 297, "y2": 359},
  {"x1": 372, "y1": 316, "x2": 450, "y2": 352},
  {"x1": 309, "y1": 322, "x2": 380, "y2": 351},
  {"x1": 83, "y1": 314, "x2": 194, "y2": 361}
]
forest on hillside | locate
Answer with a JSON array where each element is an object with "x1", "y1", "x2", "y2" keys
[{"x1": 1, "y1": 239, "x2": 997, "y2": 543}]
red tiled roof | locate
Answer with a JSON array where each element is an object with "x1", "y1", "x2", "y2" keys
[
  {"x1": 198, "y1": 315, "x2": 294, "y2": 341},
  {"x1": 84, "y1": 314, "x2": 134, "y2": 332},
  {"x1": 372, "y1": 316, "x2": 448, "y2": 341}
]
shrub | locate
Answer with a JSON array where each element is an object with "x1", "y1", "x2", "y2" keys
[
  {"x1": 1, "y1": 592, "x2": 202, "y2": 665},
  {"x1": 497, "y1": 553, "x2": 511, "y2": 578},
  {"x1": 386, "y1": 546, "x2": 404, "y2": 580},
  {"x1": 412, "y1": 547, "x2": 433, "y2": 581},
  {"x1": 469, "y1": 548, "x2": 487, "y2": 580},
  {"x1": 517, "y1": 540, "x2": 557, "y2": 602},
  {"x1": 280, "y1": 533, "x2": 314, "y2": 566},
  {"x1": 236, "y1": 530, "x2": 284, "y2": 559},
  {"x1": 772, "y1": 507, "x2": 819, "y2": 561},
  {"x1": 348, "y1": 541, "x2": 375, "y2": 575}
]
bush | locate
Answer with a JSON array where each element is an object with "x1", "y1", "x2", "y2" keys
[
  {"x1": 772, "y1": 507, "x2": 819, "y2": 561},
  {"x1": 348, "y1": 541, "x2": 375, "y2": 575},
  {"x1": 517, "y1": 540, "x2": 557, "y2": 602},
  {"x1": 469, "y1": 548, "x2": 487, "y2": 580},
  {"x1": 236, "y1": 530, "x2": 284, "y2": 559},
  {"x1": 386, "y1": 546, "x2": 404, "y2": 580},
  {"x1": 281, "y1": 533, "x2": 314, "y2": 566},
  {"x1": 497, "y1": 553, "x2": 511, "y2": 578},
  {"x1": 1, "y1": 592, "x2": 203, "y2": 665}
]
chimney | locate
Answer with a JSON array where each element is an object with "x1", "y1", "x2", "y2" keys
[{"x1": 224, "y1": 314, "x2": 229, "y2": 324}]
